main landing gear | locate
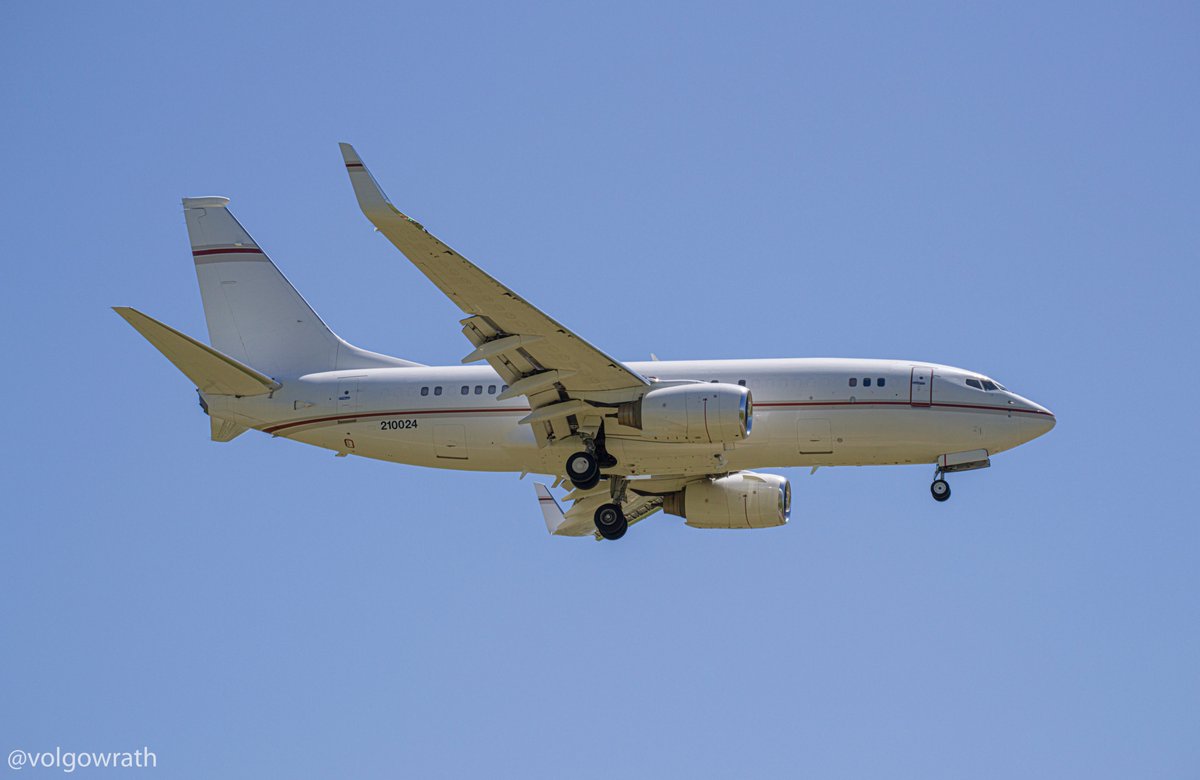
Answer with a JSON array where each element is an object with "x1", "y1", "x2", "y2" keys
[
  {"x1": 592, "y1": 475, "x2": 630, "y2": 541},
  {"x1": 565, "y1": 450, "x2": 601, "y2": 490},
  {"x1": 564, "y1": 424, "x2": 617, "y2": 491},
  {"x1": 930, "y1": 468, "x2": 951, "y2": 502},
  {"x1": 593, "y1": 503, "x2": 628, "y2": 540}
]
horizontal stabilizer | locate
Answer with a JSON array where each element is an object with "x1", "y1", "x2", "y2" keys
[
  {"x1": 210, "y1": 416, "x2": 249, "y2": 442},
  {"x1": 113, "y1": 307, "x2": 280, "y2": 396}
]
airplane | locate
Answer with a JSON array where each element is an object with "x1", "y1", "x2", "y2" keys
[{"x1": 114, "y1": 144, "x2": 1056, "y2": 541}]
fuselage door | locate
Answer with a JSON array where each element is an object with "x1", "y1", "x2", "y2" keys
[
  {"x1": 909, "y1": 367, "x2": 933, "y2": 407},
  {"x1": 336, "y1": 381, "x2": 357, "y2": 412},
  {"x1": 337, "y1": 376, "x2": 366, "y2": 419}
]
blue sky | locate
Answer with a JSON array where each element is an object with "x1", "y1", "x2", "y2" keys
[{"x1": 2, "y1": 2, "x2": 1197, "y2": 777}]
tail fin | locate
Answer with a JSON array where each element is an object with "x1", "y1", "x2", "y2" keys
[{"x1": 182, "y1": 196, "x2": 419, "y2": 376}]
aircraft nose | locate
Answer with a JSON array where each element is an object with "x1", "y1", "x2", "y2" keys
[{"x1": 1023, "y1": 404, "x2": 1056, "y2": 439}]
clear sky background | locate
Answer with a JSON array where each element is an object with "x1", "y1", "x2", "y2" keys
[{"x1": 2, "y1": 2, "x2": 1197, "y2": 777}]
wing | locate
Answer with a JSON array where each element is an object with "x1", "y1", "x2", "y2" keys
[{"x1": 339, "y1": 143, "x2": 649, "y2": 446}]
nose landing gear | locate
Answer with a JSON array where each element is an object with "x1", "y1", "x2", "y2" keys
[{"x1": 930, "y1": 468, "x2": 951, "y2": 502}]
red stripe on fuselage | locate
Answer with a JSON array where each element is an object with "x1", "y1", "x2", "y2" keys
[
  {"x1": 755, "y1": 400, "x2": 1052, "y2": 417},
  {"x1": 259, "y1": 398, "x2": 1050, "y2": 436},
  {"x1": 263, "y1": 406, "x2": 532, "y2": 434}
]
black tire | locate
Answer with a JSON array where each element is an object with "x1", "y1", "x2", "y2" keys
[
  {"x1": 566, "y1": 451, "x2": 600, "y2": 489},
  {"x1": 931, "y1": 479, "x2": 951, "y2": 502},
  {"x1": 594, "y1": 503, "x2": 628, "y2": 540}
]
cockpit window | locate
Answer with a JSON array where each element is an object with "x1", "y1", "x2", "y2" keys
[
  {"x1": 966, "y1": 378, "x2": 982, "y2": 389},
  {"x1": 981, "y1": 380, "x2": 998, "y2": 391}
]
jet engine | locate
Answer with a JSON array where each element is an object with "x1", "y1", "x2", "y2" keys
[
  {"x1": 662, "y1": 471, "x2": 790, "y2": 529},
  {"x1": 617, "y1": 383, "x2": 752, "y2": 443}
]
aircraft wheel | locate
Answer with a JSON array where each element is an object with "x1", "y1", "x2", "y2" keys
[
  {"x1": 566, "y1": 451, "x2": 600, "y2": 490},
  {"x1": 594, "y1": 503, "x2": 627, "y2": 540},
  {"x1": 931, "y1": 479, "x2": 951, "y2": 502}
]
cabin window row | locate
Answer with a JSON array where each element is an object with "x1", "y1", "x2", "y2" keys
[
  {"x1": 848, "y1": 377, "x2": 886, "y2": 388},
  {"x1": 419, "y1": 384, "x2": 510, "y2": 396}
]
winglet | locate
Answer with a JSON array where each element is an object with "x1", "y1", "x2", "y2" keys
[
  {"x1": 534, "y1": 483, "x2": 568, "y2": 535},
  {"x1": 339, "y1": 142, "x2": 399, "y2": 220}
]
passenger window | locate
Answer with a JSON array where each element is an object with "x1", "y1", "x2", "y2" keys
[
  {"x1": 434, "y1": 386, "x2": 442, "y2": 396},
  {"x1": 710, "y1": 379, "x2": 719, "y2": 383},
  {"x1": 864, "y1": 378, "x2": 871, "y2": 387},
  {"x1": 420, "y1": 387, "x2": 429, "y2": 396},
  {"x1": 738, "y1": 379, "x2": 747, "y2": 387},
  {"x1": 501, "y1": 385, "x2": 508, "y2": 393},
  {"x1": 474, "y1": 385, "x2": 483, "y2": 394},
  {"x1": 878, "y1": 377, "x2": 885, "y2": 387},
  {"x1": 461, "y1": 385, "x2": 469, "y2": 395},
  {"x1": 966, "y1": 379, "x2": 982, "y2": 389},
  {"x1": 488, "y1": 384, "x2": 496, "y2": 394},
  {"x1": 849, "y1": 378, "x2": 857, "y2": 387}
]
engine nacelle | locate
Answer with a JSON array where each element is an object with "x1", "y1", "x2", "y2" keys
[
  {"x1": 617, "y1": 383, "x2": 752, "y2": 443},
  {"x1": 662, "y1": 472, "x2": 790, "y2": 529}
]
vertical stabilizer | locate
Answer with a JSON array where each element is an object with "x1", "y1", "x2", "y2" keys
[{"x1": 182, "y1": 197, "x2": 419, "y2": 376}]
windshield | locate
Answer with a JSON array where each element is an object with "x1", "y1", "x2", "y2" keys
[{"x1": 967, "y1": 377, "x2": 1007, "y2": 392}]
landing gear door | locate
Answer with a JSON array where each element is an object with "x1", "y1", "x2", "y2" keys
[{"x1": 909, "y1": 367, "x2": 933, "y2": 407}]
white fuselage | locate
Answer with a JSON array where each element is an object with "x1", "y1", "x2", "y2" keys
[{"x1": 207, "y1": 358, "x2": 1055, "y2": 478}]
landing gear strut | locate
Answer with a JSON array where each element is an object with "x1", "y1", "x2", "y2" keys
[
  {"x1": 594, "y1": 503, "x2": 627, "y2": 540},
  {"x1": 930, "y1": 468, "x2": 951, "y2": 502}
]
